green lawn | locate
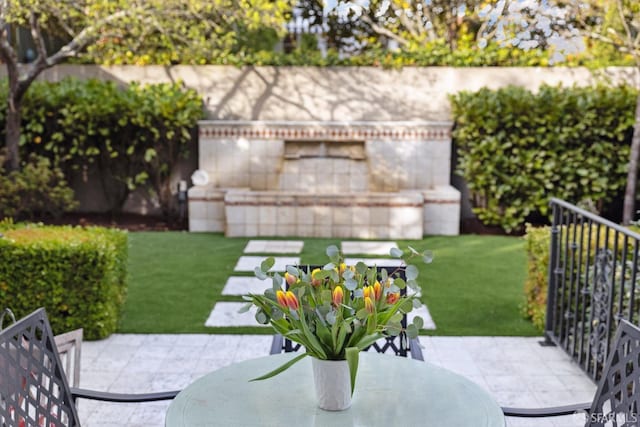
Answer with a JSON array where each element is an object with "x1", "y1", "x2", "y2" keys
[{"x1": 118, "y1": 233, "x2": 538, "y2": 336}]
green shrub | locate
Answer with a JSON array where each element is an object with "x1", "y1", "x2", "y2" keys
[
  {"x1": 0, "y1": 152, "x2": 77, "y2": 221},
  {"x1": 8, "y1": 78, "x2": 204, "y2": 216},
  {"x1": 523, "y1": 225, "x2": 550, "y2": 331},
  {"x1": 451, "y1": 84, "x2": 636, "y2": 232},
  {"x1": 0, "y1": 223, "x2": 128, "y2": 339}
]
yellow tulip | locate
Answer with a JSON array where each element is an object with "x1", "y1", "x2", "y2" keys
[
  {"x1": 386, "y1": 292, "x2": 400, "y2": 305},
  {"x1": 311, "y1": 268, "x2": 322, "y2": 287},
  {"x1": 284, "y1": 272, "x2": 298, "y2": 286},
  {"x1": 365, "y1": 296, "x2": 375, "y2": 313}
]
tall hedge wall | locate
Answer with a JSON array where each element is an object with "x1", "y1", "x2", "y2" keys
[
  {"x1": 0, "y1": 223, "x2": 128, "y2": 339},
  {"x1": 451, "y1": 84, "x2": 637, "y2": 232},
  {"x1": 1, "y1": 78, "x2": 204, "y2": 216}
]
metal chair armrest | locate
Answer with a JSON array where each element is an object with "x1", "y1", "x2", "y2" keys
[
  {"x1": 270, "y1": 334, "x2": 284, "y2": 355},
  {"x1": 71, "y1": 387, "x2": 179, "y2": 403},
  {"x1": 502, "y1": 402, "x2": 590, "y2": 417},
  {"x1": 409, "y1": 338, "x2": 424, "y2": 361}
]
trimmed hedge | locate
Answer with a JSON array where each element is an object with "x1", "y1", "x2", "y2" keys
[
  {"x1": 451, "y1": 84, "x2": 637, "y2": 232},
  {"x1": 0, "y1": 223, "x2": 128, "y2": 339},
  {"x1": 523, "y1": 225, "x2": 550, "y2": 332}
]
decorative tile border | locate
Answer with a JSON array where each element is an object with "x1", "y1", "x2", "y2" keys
[{"x1": 199, "y1": 120, "x2": 452, "y2": 141}]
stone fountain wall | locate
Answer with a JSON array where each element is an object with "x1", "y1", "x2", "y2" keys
[{"x1": 189, "y1": 120, "x2": 460, "y2": 238}]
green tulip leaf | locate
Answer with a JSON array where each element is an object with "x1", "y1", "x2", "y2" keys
[
  {"x1": 249, "y1": 353, "x2": 308, "y2": 382},
  {"x1": 408, "y1": 246, "x2": 420, "y2": 255},
  {"x1": 345, "y1": 347, "x2": 360, "y2": 396}
]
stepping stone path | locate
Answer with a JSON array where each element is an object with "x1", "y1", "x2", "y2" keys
[{"x1": 206, "y1": 240, "x2": 436, "y2": 330}]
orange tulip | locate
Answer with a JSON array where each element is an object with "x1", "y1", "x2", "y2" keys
[
  {"x1": 284, "y1": 272, "x2": 298, "y2": 287},
  {"x1": 285, "y1": 291, "x2": 299, "y2": 310},
  {"x1": 386, "y1": 292, "x2": 400, "y2": 305},
  {"x1": 311, "y1": 268, "x2": 323, "y2": 287},
  {"x1": 364, "y1": 296, "x2": 375, "y2": 313},
  {"x1": 373, "y1": 281, "x2": 382, "y2": 301},
  {"x1": 332, "y1": 286, "x2": 344, "y2": 307},
  {"x1": 276, "y1": 290, "x2": 287, "y2": 308}
]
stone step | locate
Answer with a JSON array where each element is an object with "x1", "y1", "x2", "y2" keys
[
  {"x1": 344, "y1": 258, "x2": 405, "y2": 267},
  {"x1": 244, "y1": 240, "x2": 304, "y2": 254},
  {"x1": 222, "y1": 276, "x2": 278, "y2": 296},
  {"x1": 341, "y1": 241, "x2": 398, "y2": 256},
  {"x1": 234, "y1": 256, "x2": 301, "y2": 272}
]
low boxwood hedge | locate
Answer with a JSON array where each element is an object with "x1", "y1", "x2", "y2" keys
[{"x1": 0, "y1": 223, "x2": 127, "y2": 339}]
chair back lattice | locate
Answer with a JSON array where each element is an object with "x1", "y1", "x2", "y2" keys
[
  {"x1": 587, "y1": 319, "x2": 640, "y2": 427},
  {"x1": 280, "y1": 265, "x2": 411, "y2": 357},
  {"x1": 0, "y1": 308, "x2": 80, "y2": 427}
]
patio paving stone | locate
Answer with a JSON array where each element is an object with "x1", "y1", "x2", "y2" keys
[
  {"x1": 341, "y1": 241, "x2": 399, "y2": 255},
  {"x1": 78, "y1": 335, "x2": 596, "y2": 427},
  {"x1": 204, "y1": 302, "x2": 268, "y2": 327},
  {"x1": 244, "y1": 240, "x2": 304, "y2": 254}
]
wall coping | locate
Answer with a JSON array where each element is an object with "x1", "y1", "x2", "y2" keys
[{"x1": 198, "y1": 120, "x2": 453, "y2": 141}]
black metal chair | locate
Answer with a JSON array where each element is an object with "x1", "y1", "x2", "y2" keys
[
  {"x1": 0, "y1": 308, "x2": 179, "y2": 427},
  {"x1": 270, "y1": 265, "x2": 424, "y2": 361},
  {"x1": 503, "y1": 319, "x2": 640, "y2": 425}
]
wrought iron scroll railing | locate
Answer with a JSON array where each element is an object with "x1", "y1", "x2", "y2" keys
[{"x1": 545, "y1": 198, "x2": 640, "y2": 381}]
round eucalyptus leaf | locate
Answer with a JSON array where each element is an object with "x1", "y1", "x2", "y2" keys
[
  {"x1": 326, "y1": 310, "x2": 337, "y2": 325},
  {"x1": 264, "y1": 288, "x2": 276, "y2": 299},
  {"x1": 422, "y1": 250, "x2": 434, "y2": 264},
  {"x1": 238, "y1": 303, "x2": 252, "y2": 314},
  {"x1": 389, "y1": 284, "x2": 400, "y2": 293},
  {"x1": 254, "y1": 267, "x2": 267, "y2": 280},
  {"x1": 386, "y1": 322, "x2": 402, "y2": 336},
  {"x1": 329, "y1": 270, "x2": 339, "y2": 283},
  {"x1": 405, "y1": 265, "x2": 419, "y2": 280},
  {"x1": 412, "y1": 299, "x2": 422, "y2": 309},
  {"x1": 407, "y1": 279, "x2": 419, "y2": 291},
  {"x1": 343, "y1": 269, "x2": 355, "y2": 280},
  {"x1": 326, "y1": 245, "x2": 340, "y2": 259},
  {"x1": 323, "y1": 262, "x2": 336, "y2": 271},
  {"x1": 286, "y1": 265, "x2": 300, "y2": 276},
  {"x1": 406, "y1": 324, "x2": 419, "y2": 339},
  {"x1": 390, "y1": 247, "x2": 404, "y2": 258},
  {"x1": 394, "y1": 278, "x2": 406, "y2": 289},
  {"x1": 345, "y1": 278, "x2": 358, "y2": 291},
  {"x1": 272, "y1": 308, "x2": 283, "y2": 321},
  {"x1": 413, "y1": 316, "x2": 424, "y2": 330},
  {"x1": 255, "y1": 310, "x2": 269, "y2": 325},
  {"x1": 400, "y1": 299, "x2": 414, "y2": 313},
  {"x1": 353, "y1": 289, "x2": 364, "y2": 298},
  {"x1": 355, "y1": 262, "x2": 368, "y2": 275},
  {"x1": 273, "y1": 273, "x2": 283, "y2": 288},
  {"x1": 260, "y1": 257, "x2": 275, "y2": 272},
  {"x1": 380, "y1": 269, "x2": 388, "y2": 283}
]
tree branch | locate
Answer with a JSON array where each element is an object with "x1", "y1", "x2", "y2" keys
[
  {"x1": 359, "y1": 14, "x2": 410, "y2": 47},
  {"x1": 29, "y1": 11, "x2": 49, "y2": 63}
]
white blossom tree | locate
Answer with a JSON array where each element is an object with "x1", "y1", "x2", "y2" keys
[{"x1": 478, "y1": 0, "x2": 639, "y2": 224}]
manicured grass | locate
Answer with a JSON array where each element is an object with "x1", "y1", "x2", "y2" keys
[{"x1": 118, "y1": 233, "x2": 538, "y2": 336}]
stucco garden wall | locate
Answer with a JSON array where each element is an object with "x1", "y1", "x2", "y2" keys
[{"x1": 13, "y1": 65, "x2": 637, "y2": 219}]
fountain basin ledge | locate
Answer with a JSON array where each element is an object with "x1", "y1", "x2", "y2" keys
[{"x1": 188, "y1": 120, "x2": 461, "y2": 238}]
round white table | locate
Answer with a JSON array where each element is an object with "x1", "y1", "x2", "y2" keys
[{"x1": 165, "y1": 352, "x2": 506, "y2": 427}]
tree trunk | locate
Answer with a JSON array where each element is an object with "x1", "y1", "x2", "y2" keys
[
  {"x1": 5, "y1": 94, "x2": 22, "y2": 172},
  {"x1": 623, "y1": 92, "x2": 640, "y2": 225}
]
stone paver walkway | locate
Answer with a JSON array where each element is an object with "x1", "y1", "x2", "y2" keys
[{"x1": 78, "y1": 335, "x2": 595, "y2": 427}]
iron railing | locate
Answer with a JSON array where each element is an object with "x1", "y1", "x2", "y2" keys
[{"x1": 545, "y1": 198, "x2": 640, "y2": 381}]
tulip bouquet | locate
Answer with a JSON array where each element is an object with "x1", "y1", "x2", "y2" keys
[{"x1": 241, "y1": 244, "x2": 432, "y2": 392}]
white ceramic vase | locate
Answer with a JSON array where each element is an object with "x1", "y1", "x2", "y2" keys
[{"x1": 311, "y1": 358, "x2": 352, "y2": 411}]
